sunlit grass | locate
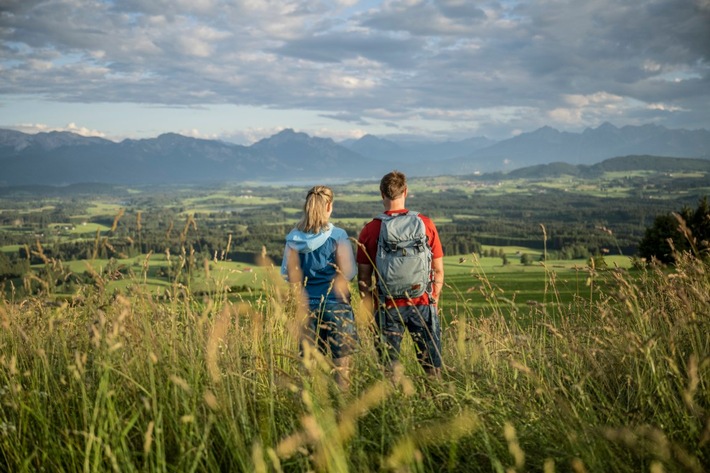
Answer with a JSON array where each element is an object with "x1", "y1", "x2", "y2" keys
[
  {"x1": 46, "y1": 256, "x2": 269, "y2": 297},
  {"x1": 0, "y1": 245, "x2": 22, "y2": 253},
  {"x1": 35, "y1": 248, "x2": 634, "y2": 310},
  {"x1": 2, "y1": 248, "x2": 707, "y2": 472},
  {"x1": 1, "y1": 181, "x2": 708, "y2": 471}
]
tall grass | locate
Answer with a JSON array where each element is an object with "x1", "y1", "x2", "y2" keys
[{"x1": 1, "y1": 249, "x2": 708, "y2": 472}]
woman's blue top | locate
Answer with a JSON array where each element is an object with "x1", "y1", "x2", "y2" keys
[{"x1": 280, "y1": 224, "x2": 356, "y2": 305}]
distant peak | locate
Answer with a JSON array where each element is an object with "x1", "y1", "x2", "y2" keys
[
  {"x1": 157, "y1": 132, "x2": 188, "y2": 139},
  {"x1": 269, "y1": 128, "x2": 311, "y2": 142},
  {"x1": 532, "y1": 125, "x2": 560, "y2": 136},
  {"x1": 582, "y1": 122, "x2": 618, "y2": 134},
  {"x1": 275, "y1": 128, "x2": 299, "y2": 136},
  {"x1": 594, "y1": 122, "x2": 618, "y2": 132}
]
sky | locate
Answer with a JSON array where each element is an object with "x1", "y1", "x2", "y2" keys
[{"x1": 1, "y1": 0, "x2": 709, "y2": 144}]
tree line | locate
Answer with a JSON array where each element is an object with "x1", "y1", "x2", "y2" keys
[{"x1": 1, "y1": 185, "x2": 708, "y2": 288}]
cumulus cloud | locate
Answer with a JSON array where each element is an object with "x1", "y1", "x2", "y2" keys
[
  {"x1": 320, "y1": 112, "x2": 370, "y2": 125},
  {"x1": 12, "y1": 122, "x2": 108, "y2": 138},
  {"x1": 0, "y1": 0, "x2": 708, "y2": 139}
]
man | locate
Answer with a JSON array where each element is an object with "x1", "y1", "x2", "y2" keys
[{"x1": 357, "y1": 170, "x2": 444, "y2": 377}]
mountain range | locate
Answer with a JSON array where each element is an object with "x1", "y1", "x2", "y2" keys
[{"x1": 1, "y1": 123, "x2": 709, "y2": 186}]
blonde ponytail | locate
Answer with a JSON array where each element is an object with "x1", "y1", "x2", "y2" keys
[{"x1": 297, "y1": 185, "x2": 334, "y2": 233}]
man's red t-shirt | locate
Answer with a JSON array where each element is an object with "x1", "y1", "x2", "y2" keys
[{"x1": 356, "y1": 209, "x2": 443, "y2": 307}]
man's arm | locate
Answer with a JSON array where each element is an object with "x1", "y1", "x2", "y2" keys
[{"x1": 431, "y1": 257, "x2": 444, "y2": 304}]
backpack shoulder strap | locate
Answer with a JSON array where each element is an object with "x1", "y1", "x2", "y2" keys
[{"x1": 376, "y1": 211, "x2": 418, "y2": 220}]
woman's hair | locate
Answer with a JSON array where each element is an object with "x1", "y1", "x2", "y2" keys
[
  {"x1": 297, "y1": 185, "x2": 334, "y2": 233},
  {"x1": 380, "y1": 170, "x2": 407, "y2": 200}
]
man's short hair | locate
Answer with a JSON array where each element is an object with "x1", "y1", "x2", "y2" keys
[{"x1": 380, "y1": 170, "x2": 407, "y2": 200}]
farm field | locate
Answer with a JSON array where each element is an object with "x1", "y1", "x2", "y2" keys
[
  {"x1": 443, "y1": 254, "x2": 630, "y2": 310},
  {"x1": 13, "y1": 242, "x2": 631, "y2": 314},
  {"x1": 6, "y1": 235, "x2": 636, "y2": 321}
]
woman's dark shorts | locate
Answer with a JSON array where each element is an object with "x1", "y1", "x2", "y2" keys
[{"x1": 302, "y1": 302, "x2": 358, "y2": 359}]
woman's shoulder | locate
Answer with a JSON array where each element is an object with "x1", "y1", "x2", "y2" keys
[{"x1": 329, "y1": 225, "x2": 350, "y2": 241}]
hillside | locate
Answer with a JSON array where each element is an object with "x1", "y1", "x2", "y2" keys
[
  {"x1": 478, "y1": 155, "x2": 710, "y2": 180},
  {"x1": 445, "y1": 123, "x2": 710, "y2": 173},
  {"x1": 0, "y1": 123, "x2": 709, "y2": 185}
]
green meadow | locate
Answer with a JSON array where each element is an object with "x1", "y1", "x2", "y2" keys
[
  {"x1": 21, "y1": 245, "x2": 630, "y2": 316},
  {"x1": 0, "y1": 172, "x2": 708, "y2": 472},
  {"x1": 1, "y1": 247, "x2": 707, "y2": 472}
]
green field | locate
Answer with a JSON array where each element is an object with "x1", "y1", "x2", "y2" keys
[
  {"x1": 1, "y1": 172, "x2": 708, "y2": 472},
  {"x1": 22, "y1": 249, "x2": 631, "y2": 320},
  {"x1": 1, "y1": 249, "x2": 707, "y2": 472}
]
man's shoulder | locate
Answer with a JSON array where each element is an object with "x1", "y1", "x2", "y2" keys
[
  {"x1": 371, "y1": 210, "x2": 437, "y2": 230},
  {"x1": 413, "y1": 211, "x2": 437, "y2": 228},
  {"x1": 360, "y1": 218, "x2": 381, "y2": 231}
]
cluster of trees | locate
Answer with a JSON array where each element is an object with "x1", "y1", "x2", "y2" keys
[
  {"x1": 638, "y1": 197, "x2": 710, "y2": 264},
  {"x1": 0, "y1": 252, "x2": 28, "y2": 281},
  {"x1": 416, "y1": 188, "x2": 665, "y2": 257}
]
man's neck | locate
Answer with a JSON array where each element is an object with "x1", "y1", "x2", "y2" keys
[{"x1": 383, "y1": 198, "x2": 406, "y2": 212}]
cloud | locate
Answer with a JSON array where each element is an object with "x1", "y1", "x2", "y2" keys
[
  {"x1": 0, "y1": 0, "x2": 708, "y2": 139},
  {"x1": 274, "y1": 31, "x2": 424, "y2": 68},
  {"x1": 361, "y1": 0, "x2": 486, "y2": 36},
  {"x1": 178, "y1": 128, "x2": 221, "y2": 140},
  {"x1": 320, "y1": 112, "x2": 370, "y2": 125},
  {"x1": 647, "y1": 103, "x2": 685, "y2": 112},
  {"x1": 12, "y1": 122, "x2": 108, "y2": 138}
]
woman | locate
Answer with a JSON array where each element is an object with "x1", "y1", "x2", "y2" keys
[{"x1": 281, "y1": 185, "x2": 358, "y2": 390}]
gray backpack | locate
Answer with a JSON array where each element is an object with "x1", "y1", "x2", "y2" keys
[{"x1": 375, "y1": 211, "x2": 432, "y2": 299}]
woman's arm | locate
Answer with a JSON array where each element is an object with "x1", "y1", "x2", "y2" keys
[
  {"x1": 333, "y1": 240, "x2": 356, "y2": 300},
  {"x1": 335, "y1": 240, "x2": 357, "y2": 281}
]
